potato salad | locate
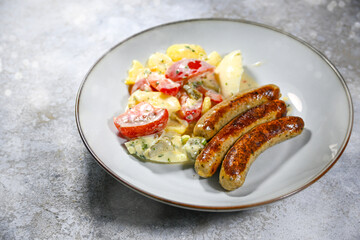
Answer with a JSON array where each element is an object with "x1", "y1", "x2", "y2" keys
[{"x1": 113, "y1": 44, "x2": 256, "y2": 163}]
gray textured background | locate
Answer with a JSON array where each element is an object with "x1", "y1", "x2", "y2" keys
[{"x1": 1, "y1": 0, "x2": 359, "y2": 239}]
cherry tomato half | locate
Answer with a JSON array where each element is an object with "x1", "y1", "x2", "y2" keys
[
  {"x1": 165, "y1": 59, "x2": 214, "y2": 82},
  {"x1": 178, "y1": 92, "x2": 203, "y2": 122},
  {"x1": 114, "y1": 102, "x2": 168, "y2": 138},
  {"x1": 147, "y1": 73, "x2": 180, "y2": 96},
  {"x1": 196, "y1": 85, "x2": 223, "y2": 104},
  {"x1": 130, "y1": 78, "x2": 153, "y2": 94}
]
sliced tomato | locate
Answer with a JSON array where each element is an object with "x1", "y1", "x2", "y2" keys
[
  {"x1": 114, "y1": 102, "x2": 168, "y2": 138},
  {"x1": 178, "y1": 92, "x2": 203, "y2": 122},
  {"x1": 196, "y1": 86, "x2": 223, "y2": 104},
  {"x1": 130, "y1": 78, "x2": 153, "y2": 94},
  {"x1": 165, "y1": 59, "x2": 214, "y2": 82},
  {"x1": 147, "y1": 73, "x2": 180, "y2": 96}
]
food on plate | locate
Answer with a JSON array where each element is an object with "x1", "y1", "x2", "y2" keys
[
  {"x1": 165, "y1": 59, "x2": 215, "y2": 82},
  {"x1": 206, "y1": 51, "x2": 222, "y2": 67},
  {"x1": 113, "y1": 102, "x2": 168, "y2": 138},
  {"x1": 195, "y1": 100, "x2": 287, "y2": 178},
  {"x1": 124, "y1": 132, "x2": 206, "y2": 163},
  {"x1": 114, "y1": 43, "x2": 257, "y2": 163},
  {"x1": 219, "y1": 116, "x2": 304, "y2": 191},
  {"x1": 127, "y1": 90, "x2": 181, "y2": 115},
  {"x1": 193, "y1": 84, "x2": 280, "y2": 140},
  {"x1": 147, "y1": 73, "x2": 181, "y2": 96},
  {"x1": 215, "y1": 50, "x2": 244, "y2": 98},
  {"x1": 114, "y1": 43, "x2": 305, "y2": 191},
  {"x1": 166, "y1": 44, "x2": 207, "y2": 62},
  {"x1": 125, "y1": 60, "x2": 151, "y2": 85},
  {"x1": 193, "y1": 86, "x2": 304, "y2": 191},
  {"x1": 147, "y1": 52, "x2": 173, "y2": 74},
  {"x1": 201, "y1": 96, "x2": 212, "y2": 115}
]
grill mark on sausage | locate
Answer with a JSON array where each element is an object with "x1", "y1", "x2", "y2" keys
[
  {"x1": 194, "y1": 84, "x2": 281, "y2": 140},
  {"x1": 220, "y1": 116, "x2": 304, "y2": 191},
  {"x1": 195, "y1": 100, "x2": 287, "y2": 178}
]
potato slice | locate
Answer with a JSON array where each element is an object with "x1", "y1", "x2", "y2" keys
[
  {"x1": 215, "y1": 50, "x2": 244, "y2": 98},
  {"x1": 201, "y1": 96, "x2": 212, "y2": 115},
  {"x1": 125, "y1": 60, "x2": 144, "y2": 85},
  {"x1": 206, "y1": 51, "x2": 222, "y2": 67},
  {"x1": 165, "y1": 114, "x2": 189, "y2": 134},
  {"x1": 147, "y1": 52, "x2": 173, "y2": 74},
  {"x1": 166, "y1": 44, "x2": 207, "y2": 61}
]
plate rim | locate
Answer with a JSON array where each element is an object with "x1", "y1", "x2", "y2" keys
[{"x1": 75, "y1": 18, "x2": 354, "y2": 212}]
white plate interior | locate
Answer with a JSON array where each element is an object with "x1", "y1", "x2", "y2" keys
[{"x1": 76, "y1": 19, "x2": 352, "y2": 210}]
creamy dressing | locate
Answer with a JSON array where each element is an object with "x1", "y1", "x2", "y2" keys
[
  {"x1": 125, "y1": 132, "x2": 206, "y2": 163},
  {"x1": 240, "y1": 71, "x2": 258, "y2": 91}
]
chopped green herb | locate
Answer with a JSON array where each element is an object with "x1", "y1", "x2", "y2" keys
[
  {"x1": 185, "y1": 45, "x2": 195, "y2": 52},
  {"x1": 225, "y1": 82, "x2": 228, "y2": 86},
  {"x1": 176, "y1": 70, "x2": 180, "y2": 74},
  {"x1": 142, "y1": 143, "x2": 148, "y2": 150},
  {"x1": 158, "y1": 154, "x2": 164, "y2": 158},
  {"x1": 167, "y1": 158, "x2": 171, "y2": 162},
  {"x1": 201, "y1": 139, "x2": 207, "y2": 146}
]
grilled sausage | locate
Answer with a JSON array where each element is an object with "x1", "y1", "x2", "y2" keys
[
  {"x1": 195, "y1": 100, "x2": 287, "y2": 178},
  {"x1": 219, "y1": 116, "x2": 304, "y2": 191},
  {"x1": 193, "y1": 84, "x2": 281, "y2": 140}
]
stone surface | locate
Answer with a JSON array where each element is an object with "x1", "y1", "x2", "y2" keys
[{"x1": 0, "y1": 0, "x2": 359, "y2": 239}]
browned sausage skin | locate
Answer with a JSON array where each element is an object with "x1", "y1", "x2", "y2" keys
[
  {"x1": 195, "y1": 100, "x2": 287, "y2": 178},
  {"x1": 193, "y1": 84, "x2": 281, "y2": 140},
  {"x1": 219, "y1": 116, "x2": 304, "y2": 191}
]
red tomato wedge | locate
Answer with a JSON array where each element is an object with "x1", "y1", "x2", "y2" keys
[
  {"x1": 147, "y1": 73, "x2": 180, "y2": 96},
  {"x1": 165, "y1": 59, "x2": 214, "y2": 82},
  {"x1": 196, "y1": 86, "x2": 223, "y2": 104},
  {"x1": 178, "y1": 92, "x2": 203, "y2": 122},
  {"x1": 114, "y1": 102, "x2": 168, "y2": 138},
  {"x1": 130, "y1": 78, "x2": 153, "y2": 94}
]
